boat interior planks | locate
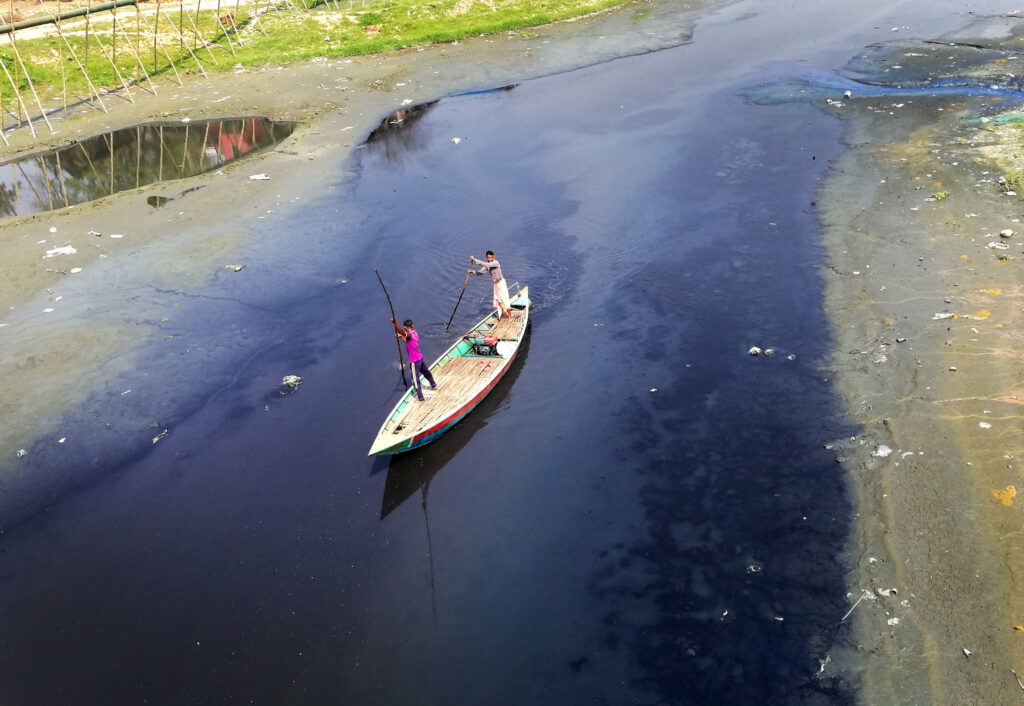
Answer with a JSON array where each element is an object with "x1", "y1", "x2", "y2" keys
[
  {"x1": 391, "y1": 357, "x2": 501, "y2": 431},
  {"x1": 487, "y1": 313, "x2": 525, "y2": 339}
]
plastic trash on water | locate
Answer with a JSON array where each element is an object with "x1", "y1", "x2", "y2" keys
[
  {"x1": 249, "y1": 173, "x2": 271, "y2": 181},
  {"x1": 282, "y1": 375, "x2": 303, "y2": 389},
  {"x1": 43, "y1": 245, "x2": 77, "y2": 258},
  {"x1": 225, "y1": 264, "x2": 245, "y2": 272}
]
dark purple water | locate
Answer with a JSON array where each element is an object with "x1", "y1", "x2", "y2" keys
[{"x1": 13, "y1": 0, "x2": 1004, "y2": 701}]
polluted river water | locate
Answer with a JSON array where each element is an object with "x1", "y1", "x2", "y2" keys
[{"x1": 1, "y1": 0, "x2": 1023, "y2": 703}]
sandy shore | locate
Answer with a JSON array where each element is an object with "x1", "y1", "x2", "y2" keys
[{"x1": 821, "y1": 19, "x2": 1024, "y2": 705}]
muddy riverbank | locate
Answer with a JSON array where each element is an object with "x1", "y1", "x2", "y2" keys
[{"x1": 820, "y1": 16, "x2": 1024, "y2": 704}]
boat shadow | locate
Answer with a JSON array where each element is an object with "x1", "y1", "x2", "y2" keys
[{"x1": 379, "y1": 332, "x2": 531, "y2": 520}]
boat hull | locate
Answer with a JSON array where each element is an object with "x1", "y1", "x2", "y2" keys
[{"x1": 368, "y1": 286, "x2": 530, "y2": 456}]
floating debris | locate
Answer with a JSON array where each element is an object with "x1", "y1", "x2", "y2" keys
[
  {"x1": 993, "y1": 485, "x2": 1016, "y2": 506},
  {"x1": 224, "y1": 264, "x2": 245, "y2": 272},
  {"x1": 873, "y1": 445, "x2": 893, "y2": 458},
  {"x1": 748, "y1": 346, "x2": 762, "y2": 356},
  {"x1": 42, "y1": 245, "x2": 77, "y2": 258},
  {"x1": 249, "y1": 173, "x2": 270, "y2": 181},
  {"x1": 152, "y1": 429, "x2": 168, "y2": 444},
  {"x1": 16, "y1": 449, "x2": 27, "y2": 458},
  {"x1": 282, "y1": 375, "x2": 303, "y2": 389}
]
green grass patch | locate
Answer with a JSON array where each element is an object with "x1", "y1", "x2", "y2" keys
[{"x1": 0, "y1": 0, "x2": 636, "y2": 98}]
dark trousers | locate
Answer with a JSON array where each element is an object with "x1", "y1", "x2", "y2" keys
[{"x1": 411, "y1": 359, "x2": 436, "y2": 400}]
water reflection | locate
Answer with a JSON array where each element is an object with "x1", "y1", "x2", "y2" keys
[
  {"x1": 0, "y1": 118, "x2": 296, "y2": 217},
  {"x1": 365, "y1": 101, "x2": 439, "y2": 161},
  {"x1": 379, "y1": 333, "x2": 531, "y2": 519}
]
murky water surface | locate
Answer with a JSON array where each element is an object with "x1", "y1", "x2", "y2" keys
[
  {"x1": 0, "y1": 117, "x2": 295, "y2": 216},
  {"x1": 0, "y1": 1, "x2": 1011, "y2": 704}
]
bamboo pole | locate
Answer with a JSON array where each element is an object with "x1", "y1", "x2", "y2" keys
[
  {"x1": 0, "y1": 52, "x2": 33, "y2": 137},
  {"x1": 112, "y1": 12, "x2": 157, "y2": 94},
  {"x1": 134, "y1": 6, "x2": 183, "y2": 86},
  {"x1": 178, "y1": 0, "x2": 183, "y2": 60},
  {"x1": 152, "y1": 0, "x2": 160, "y2": 72},
  {"x1": 10, "y1": 0, "x2": 17, "y2": 124},
  {"x1": 111, "y1": 4, "x2": 117, "y2": 70},
  {"x1": 84, "y1": 0, "x2": 90, "y2": 70},
  {"x1": 89, "y1": 20, "x2": 136, "y2": 102},
  {"x1": 161, "y1": 12, "x2": 208, "y2": 77},
  {"x1": 212, "y1": 8, "x2": 236, "y2": 56},
  {"x1": 57, "y1": 11, "x2": 66, "y2": 113},
  {"x1": 10, "y1": 39, "x2": 54, "y2": 132},
  {"x1": 212, "y1": 2, "x2": 236, "y2": 56},
  {"x1": 180, "y1": 5, "x2": 217, "y2": 64},
  {"x1": 38, "y1": 0, "x2": 109, "y2": 112},
  {"x1": 158, "y1": 124, "x2": 163, "y2": 180}
]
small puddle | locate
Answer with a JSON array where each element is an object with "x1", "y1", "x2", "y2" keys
[{"x1": 0, "y1": 117, "x2": 296, "y2": 218}]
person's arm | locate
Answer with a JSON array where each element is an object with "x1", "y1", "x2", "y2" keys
[
  {"x1": 391, "y1": 317, "x2": 408, "y2": 341},
  {"x1": 469, "y1": 256, "x2": 487, "y2": 275}
]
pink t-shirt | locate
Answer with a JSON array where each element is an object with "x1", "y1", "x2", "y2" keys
[{"x1": 405, "y1": 330, "x2": 423, "y2": 363}]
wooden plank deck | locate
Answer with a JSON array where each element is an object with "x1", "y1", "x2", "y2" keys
[
  {"x1": 479, "y1": 312, "x2": 525, "y2": 339},
  {"x1": 390, "y1": 356, "x2": 502, "y2": 433},
  {"x1": 386, "y1": 309, "x2": 526, "y2": 438}
]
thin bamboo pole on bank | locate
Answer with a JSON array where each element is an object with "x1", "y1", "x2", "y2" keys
[
  {"x1": 88, "y1": 21, "x2": 136, "y2": 102},
  {"x1": 84, "y1": 0, "x2": 90, "y2": 70},
  {"x1": 10, "y1": 0, "x2": 17, "y2": 125},
  {"x1": 161, "y1": 12, "x2": 207, "y2": 77},
  {"x1": 212, "y1": 0, "x2": 237, "y2": 57},
  {"x1": 57, "y1": 10, "x2": 66, "y2": 113},
  {"x1": 8, "y1": 33, "x2": 54, "y2": 132},
  {"x1": 0, "y1": 53, "x2": 33, "y2": 137},
  {"x1": 111, "y1": 12, "x2": 157, "y2": 94},
  {"x1": 181, "y1": 5, "x2": 217, "y2": 64},
  {"x1": 38, "y1": 0, "x2": 108, "y2": 112},
  {"x1": 178, "y1": 0, "x2": 183, "y2": 60},
  {"x1": 135, "y1": 4, "x2": 183, "y2": 86},
  {"x1": 152, "y1": 0, "x2": 160, "y2": 72}
]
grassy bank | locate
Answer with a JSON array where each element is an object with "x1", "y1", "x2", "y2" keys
[{"x1": 0, "y1": 0, "x2": 642, "y2": 99}]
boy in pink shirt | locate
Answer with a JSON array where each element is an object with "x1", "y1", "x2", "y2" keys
[{"x1": 391, "y1": 317, "x2": 437, "y2": 401}]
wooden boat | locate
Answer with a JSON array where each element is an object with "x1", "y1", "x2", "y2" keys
[{"x1": 368, "y1": 285, "x2": 531, "y2": 456}]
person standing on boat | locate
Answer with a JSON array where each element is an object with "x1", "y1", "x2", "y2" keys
[
  {"x1": 392, "y1": 318, "x2": 437, "y2": 402},
  {"x1": 469, "y1": 251, "x2": 514, "y2": 319}
]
